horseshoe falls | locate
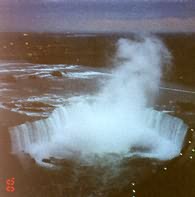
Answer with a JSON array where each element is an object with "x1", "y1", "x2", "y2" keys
[{"x1": 9, "y1": 36, "x2": 188, "y2": 165}]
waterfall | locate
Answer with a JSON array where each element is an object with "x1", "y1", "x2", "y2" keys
[{"x1": 9, "y1": 36, "x2": 188, "y2": 165}]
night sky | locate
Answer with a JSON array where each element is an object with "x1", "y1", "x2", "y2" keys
[{"x1": 0, "y1": 0, "x2": 195, "y2": 32}]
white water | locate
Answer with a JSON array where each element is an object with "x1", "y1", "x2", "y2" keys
[{"x1": 10, "y1": 36, "x2": 187, "y2": 165}]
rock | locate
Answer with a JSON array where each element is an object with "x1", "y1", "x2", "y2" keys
[
  {"x1": 28, "y1": 75, "x2": 38, "y2": 80},
  {"x1": 23, "y1": 101, "x2": 53, "y2": 108},
  {"x1": 51, "y1": 71, "x2": 63, "y2": 77},
  {"x1": 42, "y1": 159, "x2": 51, "y2": 164}
]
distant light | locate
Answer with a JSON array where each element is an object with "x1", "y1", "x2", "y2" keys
[
  {"x1": 23, "y1": 33, "x2": 28, "y2": 37},
  {"x1": 189, "y1": 141, "x2": 192, "y2": 144},
  {"x1": 163, "y1": 167, "x2": 167, "y2": 171},
  {"x1": 3, "y1": 45, "x2": 7, "y2": 49},
  {"x1": 169, "y1": 100, "x2": 173, "y2": 104},
  {"x1": 27, "y1": 53, "x2": 33, "y2": 57},
  {"x1": 132, "y1": 189, "x2": 136, "y2": 193},
  {"x1": 191, "y1": 128, "x2": 194, "y2": 132},
  {"x1": 180, "y1": 153, "x2": 183, "y2": 156},
  {"x1": 10, "y1": 42, "x2": 14, "y2": 46},
  {"x1": 131, "y1": 182, "x2": 135, "y2": 186},
  {"x1": 192, "y1": 149, "x2": 195, "y2": 153},
  {"x1": 25, "y1": 42, "x2": 29, "y2": 46},
  {"x1": 189, "y1": 156, "x2": 193, "y2": 159}
]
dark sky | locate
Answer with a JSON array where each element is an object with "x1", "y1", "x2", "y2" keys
[{"x1": 0, "y1": 0, "x2": 195, "y2": 32}]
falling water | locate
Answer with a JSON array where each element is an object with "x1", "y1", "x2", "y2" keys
[{"x1": 9, "y1": 36, "x2": 188, "y2": 165}]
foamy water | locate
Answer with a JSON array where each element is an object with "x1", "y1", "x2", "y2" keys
[{"x1": 9, "y1": 36, "x2": 188, "y2": 166}]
